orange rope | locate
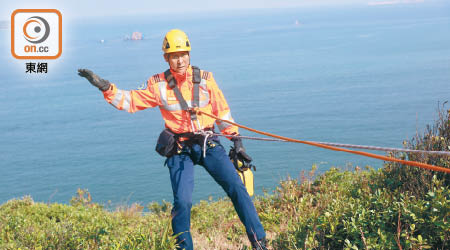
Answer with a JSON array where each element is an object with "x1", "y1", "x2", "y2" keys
[{"x1": 197, "y1": 110, "x2": 450, "y2": 174}]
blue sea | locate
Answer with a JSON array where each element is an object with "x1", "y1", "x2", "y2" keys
[{"x1": 1, "y1": 3, "x2": 449, "y2": 206}]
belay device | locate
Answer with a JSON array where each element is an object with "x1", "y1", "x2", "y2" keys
[{"x1": 229, "y1": 146, "x2": 256, "y2": 196}]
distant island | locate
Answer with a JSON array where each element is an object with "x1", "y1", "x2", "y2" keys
[{"x1": 124, "y1": 31, "x2": 143, "y2": 40}]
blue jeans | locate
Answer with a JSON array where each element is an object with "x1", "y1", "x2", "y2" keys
[{"x1": 166, "y1": 137, "x2": 266, "y2": 250}]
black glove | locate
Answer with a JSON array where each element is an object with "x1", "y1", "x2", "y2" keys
[
  {"x1": 232, "y1": 137, "x2": 252, "y2": 163},
  {"x1": 78, "y1": 69, "x2": 111, "y2": 91}
]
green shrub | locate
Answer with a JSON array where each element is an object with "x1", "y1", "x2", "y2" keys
[
  {"x1": 272, "y1": 169, "x2": 450, "y2": 250},
  {"x1": 0, "y1": 194, "x2": 177, "y2": 250},
  {"x1": 383, "y1": 102, "x2": 450, "y2": 197},
  {"x1": 1, "y1": 167, "x2": 449, "y2": 250}
]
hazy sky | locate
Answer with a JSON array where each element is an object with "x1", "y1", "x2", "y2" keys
[{"x1": 1, "y1": 0, "x2": 442, "y2": 20}]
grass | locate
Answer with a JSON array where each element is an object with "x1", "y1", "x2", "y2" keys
[{"x1": 1, "y1": 166, "x2": 449, "y2": 250}]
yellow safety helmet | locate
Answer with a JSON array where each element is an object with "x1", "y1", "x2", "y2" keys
[{"x1": 162, "y1": 29, "x2": 191, "y2": 54}]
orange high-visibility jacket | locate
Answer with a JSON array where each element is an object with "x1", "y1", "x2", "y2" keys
[{"x1": 103, "y1": 66, "x2": 239, "y2": 135}]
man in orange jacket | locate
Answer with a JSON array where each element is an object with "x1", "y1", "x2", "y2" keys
[{"x1": 78, "y1": 29, "x2": 267, "y2": 250}]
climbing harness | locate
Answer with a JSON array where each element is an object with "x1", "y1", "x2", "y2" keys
[
  {"x1": 195, "y1": 109, "x2": 450, "y2": 174},
  {"x1": 163, "y1": 66, "x2": 202, "y2": 132},
  {"x1": 155, "y1": 66, "x2": 213, "y2": 158}
]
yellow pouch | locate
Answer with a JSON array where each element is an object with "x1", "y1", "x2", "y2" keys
[
  {"x1": 237, "y1": 168, "x2": 254, "y2": 197},
  {"x1": 230, "y1": 147, "x2": 255, "y2": 197}
]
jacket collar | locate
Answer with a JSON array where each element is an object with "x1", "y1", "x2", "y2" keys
[{"x1": 170, "y1": 65, "x2": 192, "y2": 84}]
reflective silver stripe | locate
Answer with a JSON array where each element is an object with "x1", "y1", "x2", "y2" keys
[
  {"x1": 158, "y1": 79, "x2": 210, "y2": 111},
  {"x1": 198, "y1": 79, "x2": 210, "y2": 108},
  {"x1": 111, "y1": 90, "x2": 124, "y2": 107},
  {"x1": 111, "y1": 90, "x2": 131, "y2": 111},
  {"x1": 199, "y1": 79, "x2": 207, "y2": 89},
  {"x1": 216, "y1": 111, "x2": 234, "y2": 131},
  {"x1": 122, "y1": 90, "x2": 131, "y2": 111},
  {"x1": 158, "y1": 81, "x2": 169, "y2": 108}
]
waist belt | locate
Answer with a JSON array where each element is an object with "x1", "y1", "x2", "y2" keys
[
  {"x1": 177, "y1": 128, "x2": 218, "y2": 158},
  {"x1": 176, "y1": 127, "x2": 215, "y2": 142}
]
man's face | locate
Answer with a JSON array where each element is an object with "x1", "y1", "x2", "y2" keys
[{"x1": 165, "y1": 51, "x2": 190, "y2": 75}]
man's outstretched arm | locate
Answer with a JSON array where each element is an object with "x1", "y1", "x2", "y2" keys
[{"x1": 78, "y1": 69, "x2": 160, "y2": 113}]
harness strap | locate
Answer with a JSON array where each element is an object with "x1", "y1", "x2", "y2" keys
[
  {"x1": 192, "y1": 66, "x2": 201, "y2": 110},
  {"x1": 164, "y1": 69, "x2": 190, "y2": 111},
  {"x1": 163, "y1": 66, "x2": 202, "y2": 122}
]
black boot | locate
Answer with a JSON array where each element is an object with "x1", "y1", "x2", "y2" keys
[{"x1": 251, "y1": 237, "x2": 268, "y2": 250}]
